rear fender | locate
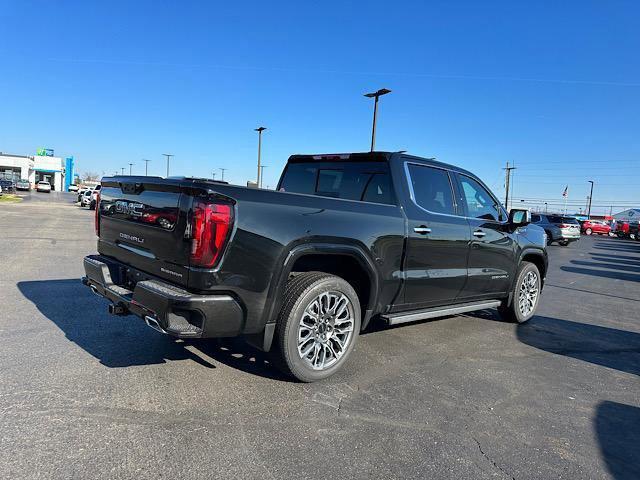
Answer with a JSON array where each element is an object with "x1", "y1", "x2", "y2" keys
[{"x1": 254, "y1": 243, "x2": 379, "y2": 352}]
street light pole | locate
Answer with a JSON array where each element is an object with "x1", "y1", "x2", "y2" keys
[
  {"x1": 364, "y1": 88, "x2": 391, "y2": 152},
  {"x1": 259, "y1": 165, "x2": 268, "y2": 188},
  {"x1": 255, "y1": 127, "x2": 266, "y2": 186},
  {"x1": 220, "y1": 168, "x2": 227, "y2": 182},
  {"x1": 212, "y1": 171, "x2": 216, "y2": 180},
  {"x1": 162, "y1": 153, "x2": 174, "y2": 178},
  {"x1": 129, "y1": 163, "x2": 134, "y2": 175},
  {"x1": 503, "y1": 161, "x2": 517, "y2": 211},
  {"x1": 143, "y1": 159, "x2": 151, "y2": 176},
  {"x1": 121, "y1": 167, "x2": 125, "y2": 175},
  {"x1": 587, "y1": 180, "x2": 594, "y2": 219}
]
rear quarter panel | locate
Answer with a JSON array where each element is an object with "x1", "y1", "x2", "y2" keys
[{"x1": 199, "y1": 185, "x2": 406, "y2": 334}]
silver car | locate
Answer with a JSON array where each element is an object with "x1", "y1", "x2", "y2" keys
[{"x1": 531, "y1": 213, "x2": 580, "y2": 246}]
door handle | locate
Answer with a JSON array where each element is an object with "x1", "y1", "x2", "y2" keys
[
  {"x1": 414, "y1": 226, "x2": 432, "y2": 235},
  {"x1": 473, "y1": 230, "x2": 486, "y2": 238}
]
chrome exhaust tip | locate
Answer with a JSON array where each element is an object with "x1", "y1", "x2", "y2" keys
[{"x1": 145, "y1": 316, "x2": 167, "y2": 334}]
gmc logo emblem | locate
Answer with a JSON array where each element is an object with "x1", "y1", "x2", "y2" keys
[{"x1": 115, "y1": 200, "x2": 144, "y2": 217}]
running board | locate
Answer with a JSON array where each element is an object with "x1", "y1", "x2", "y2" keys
[{"x1": 382, "y1": 300, "x2": 501, "y2": 326}]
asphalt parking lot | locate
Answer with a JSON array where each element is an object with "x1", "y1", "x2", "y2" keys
[{"x1": 1, "y1": 194, "x2": 638, "y2": 480}]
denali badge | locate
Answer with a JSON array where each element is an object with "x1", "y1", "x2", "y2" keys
[
  {"x1": 119, "y1": 232, "x2": 144, "y2": 244},
  {"x1": 115, "y1": 200, "x2": 144, "y2": 217}
]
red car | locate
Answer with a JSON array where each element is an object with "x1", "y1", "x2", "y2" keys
[{"x1": 582, "y1": 220, "x2": 611, "y2": 235}]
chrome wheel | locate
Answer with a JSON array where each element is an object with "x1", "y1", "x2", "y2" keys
[
  {"x1": 518, "y1": 270, "x2": 539, "y2": 317},
  {"x1": 297, "y1": 291, "x2": 355, "y2": 371}
]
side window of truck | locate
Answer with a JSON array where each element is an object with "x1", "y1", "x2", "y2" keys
[
  {"x1": 407, "y1": 164, "x2": 456, "y2": 215},
  {"x1": 458, "y1": 175, "x2": 503, "y2": 221}
]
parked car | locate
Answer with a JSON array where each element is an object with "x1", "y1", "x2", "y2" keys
[
  {"x1": 82, "y1": 152, "x2": 548, "y2": 382},
  {"x1": 77, "y1": 187, "x2": 90, "y2": 202},
  {"x1": 80, "y1": 189, "x2": 93, "y2": 207},
  {"x1": 531, "y1": 213, "x2": 580, "y2": 246},
  {"x1": 88, "y1": 184, "x2": 101, "y2": 210},
  {"x1": 0, "y1": 179, "x2": 16, "y2": 193},
  {"x1": 36, "y1": 181, "x2": 51, "y2": 193},
  {"x1": 15, "y1": 179, "x2": 31, "y2": 191},
  {"x1": 581, "y1": 219, "x2": 611, "y2": 236},
  {"x1": 68, "y1": 184, "x2": 79, "y2": 192}
]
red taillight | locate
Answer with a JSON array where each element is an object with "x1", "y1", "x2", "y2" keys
[
  {"x1": 190, "y1": 200, "x2": 233, "y2": 268},
  {"x1": 94, "y1": 192, "x2": 101, "y2": 236}
]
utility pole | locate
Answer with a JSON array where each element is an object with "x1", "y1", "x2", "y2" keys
[
  {"x1": 259, "y1": 165, "x2": 268, "y2": 188},
  {"x1": 503, "y1": 161, "x2": 516, "y2": 211},
  {"x1": 129, "y1": 163, "x2": 134, "y2": 175},
  {"x1": 364, "y1": 88, "x2": 391, "y2": 152},
  {"x1": 211, "y1": 171, "x2": 216, "y2": 180},
  {"x1": 219, "y1": 168, "x2": 227, "y2": 182},
  {"x1": 587, "y1": 180, "x2": 594, "y2": 219},
  {"x1": 143, "y1": 159, "x2": 151, "y2": 176},
  {"x1": 121, "y1": 167, "x2": 125, "y2": 175},
  {"x1": 162, "y1": 153, "x2": 174, "y2": 178},
  {"x1": 255, "y1": 127, "x2": 266, "y2": 187}
]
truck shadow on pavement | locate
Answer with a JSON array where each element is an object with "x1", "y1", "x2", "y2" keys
[
  {"x1": 17, "y1": 279, "x2": 289, "y2": 379},
  {"x1": 560, "y1": 266, "x2": 640, "y2": 282},
  {"x1": 516, "y1": 316, "x2": 640, "y2": 376},
  {"x1": 18, "y1": 279, "x2": 216, "y2": 369},
  {"x1": 595, "y1": 401, "x2": 640, "y2": 480}
]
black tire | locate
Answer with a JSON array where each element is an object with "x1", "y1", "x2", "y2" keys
[
  {"x1": 272, "y1": 272, "x2": 361, "y2": 382},
  {"x1": 498, "y1": 262, "x2": 541, "y2": 324},
  {"x1": 585, "y1": 228, "x2": 592, "y2": 235},
  {"x1": 545, "y1": 231, "x2": 553, "y2": 245},
  {"x1": 89, "y1": 200, "x2": 96, "y2": 210},
  {"x1": 559, "y1": 240, "x2": 570, "y2": 246}
]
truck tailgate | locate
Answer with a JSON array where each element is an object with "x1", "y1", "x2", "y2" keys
[{"x1": 97, "y1": 177, "x2": 191, "y2": 287}]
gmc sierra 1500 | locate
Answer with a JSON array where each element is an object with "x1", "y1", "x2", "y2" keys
[{"x1": 82, "y1": 152, "x2": 547, "y2": 381}]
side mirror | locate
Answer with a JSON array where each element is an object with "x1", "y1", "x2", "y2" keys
[{"x1": 509, "y1": 209, "x2": 531, "y2": 226}]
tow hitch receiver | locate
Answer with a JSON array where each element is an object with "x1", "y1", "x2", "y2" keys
[{"x1": 108, "y1": 302, "x2": 128, "y2": 316}]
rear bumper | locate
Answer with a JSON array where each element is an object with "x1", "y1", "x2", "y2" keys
[
  {"x1": 558, "y1": 231, "x2": 580, "y2": 241},
  {"x1": 82, "y1": 255, "x2": 244, "y2": 338}
]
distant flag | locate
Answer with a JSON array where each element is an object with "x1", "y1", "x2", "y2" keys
[{"x1": 562, "y1": 185, "x2": 568, "y2": 197}]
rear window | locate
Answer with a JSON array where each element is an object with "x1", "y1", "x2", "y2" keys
[
  {"x1": 279, "y1": 161, "x2": 395, "y2": 205},
  {"x1": 548, "y1": 215, "x2": 579, "y2": 224}
]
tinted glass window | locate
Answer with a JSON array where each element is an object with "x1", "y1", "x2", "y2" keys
[
  {"x1": 361, "y1": 173, "x2": 394, "y2": 204},
  {"x1": 548, "y1": 215, "x2": 578, "y2": 224},
  {"x1": 279, "y1": 162, "x2": 395, "y2": 205},
  {"x1": 279, "y1": 164, "x2": 317, "y2": 195},
  {"x1": 459, "y1": 175, "x2": 502, "y2": 221},
  {"x1": 316, "y1": 169, "x2": 344, "y2": 197},
  {"x1": 531, "y1": 214, "x2": 541, "y2": 223},
  {"x1": 407, "y1": 164, "x2": 455, "y2": 215}
]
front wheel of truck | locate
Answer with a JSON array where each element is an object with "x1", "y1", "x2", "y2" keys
[
  {"x1": 272, "y1": 272, "x2": 361, "y2": 382},
  {"x1": 498, "y1": 261, "x2": 541, "y2": 324}
]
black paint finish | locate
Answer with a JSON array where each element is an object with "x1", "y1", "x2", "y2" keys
[{"x1": 90, "y1": 152, "x2": 547, "y2": 342}]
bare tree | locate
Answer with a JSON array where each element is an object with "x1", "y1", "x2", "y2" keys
[{"x1": 81, "y1": 171, "x2": 100, "y2": 182}]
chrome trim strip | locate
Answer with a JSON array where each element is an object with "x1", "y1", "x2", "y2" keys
[
  {"x1": 117, "y1": 242, "x2": 156, "y2": 259},
  {"x1": 384, "y1": 300, "x2": 501, "y2": 325}
]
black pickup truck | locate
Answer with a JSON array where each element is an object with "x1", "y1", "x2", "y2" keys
[{"x1": 83, "y1": 152, "x2": 547, "y2": 381}]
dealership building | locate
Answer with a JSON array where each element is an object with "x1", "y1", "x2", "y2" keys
[
  {"x1": 613, "y1": 208, "x2": 640, "y2": 222},
  {"x1": 0, "y1": 150, "x2": 75, "y2": 191}
]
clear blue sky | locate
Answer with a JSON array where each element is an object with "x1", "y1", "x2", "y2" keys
[{"x1": 1, "y1": 0, "x2": 638, "y2": 214}]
